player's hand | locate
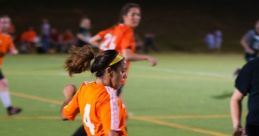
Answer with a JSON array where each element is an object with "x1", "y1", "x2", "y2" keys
[
  {"x1": 232, "y1": 127, "x2": 246, "y2": 136},
  {"x1": 245, "y1": 48, "x2": 255, "y2": 54},
  {"x1": 63, "y1": 84, "x2": 76, "y2": 99},
  {"x1": 10, "y1": 48, "x2": 18, "y2": 55},
  {"x1": 147, "y1": 56, "x2": 157, "y2": 66}
]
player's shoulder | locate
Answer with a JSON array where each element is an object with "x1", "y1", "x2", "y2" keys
[
  {"x1": 97, "y1": 86, "x2": 117, "y2": 103},
  {"x1": 80, "y1": 81, "x2": 102, "y2": 90},
  {"x1": 115, "y1": 24, "x2": 133, "y2": 32},
  {"x1": 246, "y1": 29, "x2": 256, "y2": 35},
  {"x1": 0, "y1": 33, "x2": 12, "y2": 39},
  {"x1": 248, "y1": 57, "x2": 259, "y2": 66}
]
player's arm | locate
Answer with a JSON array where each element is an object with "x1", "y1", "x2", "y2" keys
[
  {"x1": 60, "y1": 84, "x2": 79, "y2": 120},
  {"x1": 121, "y1": 29, "x2": 157, "y2": 66},
  {"x1": 230, "y1": 60, "x2": 253, "y2": 136},
  {"x1": 122, "y1": 49, "x2": 157, "y2": 66},
  {"x1": 240, "y1": 33, "x2": 254, "y2": 54},
  {"x1": 77, "y1": 33, "x2": 88, "y2": 43},
  {"x1": 8, "y1": 37, "x2": 18, "y2": 55},
  {"x1": 230, "y1": 89, "x2": 245, "y2": 135},
  {"x1": 89, "y1": 34, "x2": 102, "y2": 47},
  {"x1": 9, "y1": 48, "x2": 18, "y2": 55}
]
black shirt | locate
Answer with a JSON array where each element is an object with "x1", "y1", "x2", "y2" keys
[
  {"x1": 235, "y1": 58, "x2": 259, "y2": 125},
  {"x1": 76, "y1": 27, "x2": 91, "y2": 47}
]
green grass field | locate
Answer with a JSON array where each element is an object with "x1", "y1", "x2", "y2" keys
[{"x1": 0, "y1": 53, "x2": 248, "y2": 136}]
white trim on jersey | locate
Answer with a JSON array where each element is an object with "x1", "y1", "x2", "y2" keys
[{"x1": 105, "y1": 86, "x2": 120, "y2": 131}]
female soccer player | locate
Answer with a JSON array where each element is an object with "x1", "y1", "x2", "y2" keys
[
  {"x1": 0, "y1": 16, "x2": 22, "y2": 115},
  {"x1": 68, "y1": 3, "x2": 157, "y2": 135},
  {"x1": 89, "y1": 3, "x2": 157, "y2": 95},
  {"x1": 60, "y1": 46, "x2": 127, "y2": 136}
]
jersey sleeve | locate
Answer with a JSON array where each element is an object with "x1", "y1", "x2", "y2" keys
[
  {"x1": 97, "y1": 29, "x2": 109, "y2": 40},
  {"x1": 62, "y1": 90, "x2": 80, "y2": 120},
  {"x1": 121, "y1": 28, "x2": 135, "y2": 51},
  {"x1": 235, "y1": 60, "x2": 255, "y2": 95},
  {"x1": 97, "y1": 89, "x2": 120, "y2": 134}
]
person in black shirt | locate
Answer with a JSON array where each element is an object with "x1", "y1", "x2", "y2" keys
[
  {"x1": 231, "y1": 58, "x2": 259, "y2": 136},
  {"x1": 76, "y1": 17, "x2": 91, "y2": 47}
]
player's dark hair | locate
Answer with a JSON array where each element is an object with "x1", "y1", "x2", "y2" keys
[
  {"x1": 119, "y1": 3, "x2": 140, "y2": 23},
  {"x1": 65, "y1": 46, "x2": 123, "y2": 77}
]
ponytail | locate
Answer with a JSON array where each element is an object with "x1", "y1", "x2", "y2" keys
[
  {"x1": 65, "y1": 46, "x2": 123, "y2": 77},
  {"x1": 65, "y1": 46, "x2": 94, "y2": 76}
]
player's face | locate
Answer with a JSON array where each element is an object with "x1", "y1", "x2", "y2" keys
[
  {"x1": 81, "y1": 19, "x2": 91, "y2": 29},
  {"x1": 123, "y1": 7, "x2": 141, "y2": 28},
  {"x1": 0, "y1": 17, "x2": 11, "y2": 32},
  {"x1": 111, "y1": 61, "x2": 126, "y2": 90}
]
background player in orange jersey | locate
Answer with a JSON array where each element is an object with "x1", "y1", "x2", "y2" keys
[
  {"x1": 89, "y1": 3, "x2": 157, "y2": 96},
  {"x1": 60, "y1": 46, "x2": 127, "y2": 136},
  {"x1": 0, "y1": 16, "x2": 22, "y2": 115}
]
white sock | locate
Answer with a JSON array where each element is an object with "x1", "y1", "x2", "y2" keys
[{"x1": 0, "y1": 91, "x2": 12, "y2": 108}]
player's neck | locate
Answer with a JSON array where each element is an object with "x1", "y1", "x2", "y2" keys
[{"x1": 95, "y1": 78, "x2": 111, "y2": 87}]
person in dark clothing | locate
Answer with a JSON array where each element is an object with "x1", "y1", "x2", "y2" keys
[
  {"x1": 234, "y1": 20, "x2": 259, "y2": 76},
  {"x1": 76, "y1": 17, "x2": 91, "y2": 47},
  {"x1": 230, "y1": 58, "x2": 259, "y2": 136},
  {"x1": 143, "y1": 32, "x2": 159, "y2": 53}
]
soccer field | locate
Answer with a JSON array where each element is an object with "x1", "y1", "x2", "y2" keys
[{"x1": 0, "y1": 53, "x2": 247, "y2": 136}]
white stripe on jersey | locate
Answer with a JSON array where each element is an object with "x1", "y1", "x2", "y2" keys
[{"x1": 105, "y1": 86, "x2": 120, "y2": 131}]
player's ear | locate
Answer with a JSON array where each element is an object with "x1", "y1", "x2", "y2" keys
[{"x1": 106, "y1": 67, "x2": 113, "y2": 77}]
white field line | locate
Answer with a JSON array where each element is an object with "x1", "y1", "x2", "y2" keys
[{"x1": 134, "y1": 65, "x2": 233, "y2": 79}]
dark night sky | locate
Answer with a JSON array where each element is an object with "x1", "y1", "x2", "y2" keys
[{"x1": 0, "y1": 0, "x2": 259, "y2": 51}]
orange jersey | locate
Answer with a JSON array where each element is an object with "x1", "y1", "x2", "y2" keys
[
  {"x1": 97, "y1": 24, "x2": 135, "y2": 54},
  {"x1": 0, "y1": 32, "x2": 15, "y2": 65},
  {"x1": 63, "y1": 82, "x2": 127, "y2": 136}
]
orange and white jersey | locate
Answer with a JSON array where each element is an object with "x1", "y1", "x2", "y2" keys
[
  {"x1": 0, "y1": 32, "x2": 15, "y2": 65},
  {"x1": 97, "y1": 24, "x2": 135, "y2": 54},
  {"x1": 63, "y1": 82, "x2": 127, "y2": 136}
]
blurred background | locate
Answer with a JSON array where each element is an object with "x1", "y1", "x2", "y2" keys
[{"x1": 1, "y1": 0, "x2": 259, "y2": 52}]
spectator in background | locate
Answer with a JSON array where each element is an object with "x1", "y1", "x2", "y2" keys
[
  {"x1": 205, "y1": 30, "x2": 216, "y2": 50},
  {"x1": 135, "y1": 33, "x2": 144, "y2": 53},
  {"x1": 41, "y1": 18, "x2": 51, "y2": 37},
  {"x1": 143, "y1": 32, "x2": 159, "y2": 53},
  {"x1": 204, "y1": 29, "x2": 222, "y2": 51},
  {"x1": 60, "y1": 29, "x2": 75, "y2": 53},
  {"x1": 76, "y1": 17, "x2": 91, "y2": 47},
  {"x1": 215, "y1": 29, "x2": 222, "y2": 50},
  {"x1": 40, "y1": 19, "x2": 51, "y2": 53},
  {"x1": 20, "y1": 26, "x2": 38, "y2": 53},
  {"x1": 49, "y1": 28, "x2": 61, "y2": 53}
]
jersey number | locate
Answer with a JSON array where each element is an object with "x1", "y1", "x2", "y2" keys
[
  {"x1": 100, "y1": 33, "x2": 116, "y2": 50},
  {"x1": 83, "y1": 104, "x2": 95, "y2": 135}
]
